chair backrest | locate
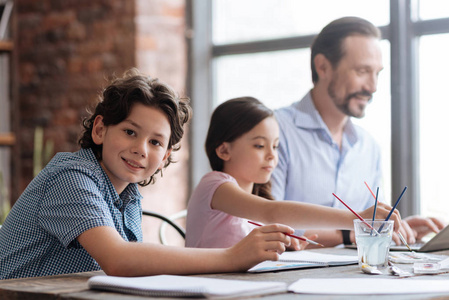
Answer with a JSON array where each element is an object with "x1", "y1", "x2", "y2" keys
[{"x1": 142, "y1": 210, "x2": 186, "y2": 245}]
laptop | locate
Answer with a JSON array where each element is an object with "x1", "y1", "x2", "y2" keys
[{"x1": 346, "y1": 224, "x2": 449, "y2": 252}]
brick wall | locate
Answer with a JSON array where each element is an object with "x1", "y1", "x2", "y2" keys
[
  {"x1": 17, "y1": 0, "x2": 136, "y2": 189},
  {"x1": 134, "y1": 0, "x2": 189, "y2": 245},
  {"x1": 15, "y1": 0, "x2": 188, "y2": 244}
]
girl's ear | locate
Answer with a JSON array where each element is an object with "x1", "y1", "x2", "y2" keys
[
  {"x1": 215, "y1": 142, "x2": 231, "y2": 161},
  {"x1": 158, "y1": 148, "x2": 172, "y2": 170},
  {"x1": 92, "y1": 115, "x2": 106, "y2": 145}
]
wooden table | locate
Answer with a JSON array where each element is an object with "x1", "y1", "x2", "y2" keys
[{"x1": 1, "y1": 248, "x2": 449, "y2": 299}]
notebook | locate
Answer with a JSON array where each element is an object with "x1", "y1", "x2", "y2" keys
[
  {"x1": 248, "y1": 250, "x2": 358, "y2": 273},
  {"x1": 345, "y1": 224, "x2": 449, "y2": 252},
  {"x1": 88, "y1": 275, "x2": 287, "y2": 299}
]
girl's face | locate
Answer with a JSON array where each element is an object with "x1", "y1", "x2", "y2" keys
[
  {"x1": 219, "y1": 116, "x2": 279, "y2": 193},
  {"x1": 92, "y1": 102, "x2": 172, "y2": 194}
]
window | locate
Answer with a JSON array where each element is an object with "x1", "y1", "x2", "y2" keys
[
  {"x1": 214, "y1": 49, "x2": 311, "y2": 109},
  {"x1": 418, "y1": 33, "x2": 449, "y2": 220},
  {"x1": 212, "y1": 0, "x2": 389, "y2": 44},
  {"x1": 418, "y1": 0, "x2": 449, "y2": 20},
  {"x1": 189, "y1": 0, "x2": 449, "y2": 219}
]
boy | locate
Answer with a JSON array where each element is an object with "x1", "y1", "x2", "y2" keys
[{"x1": 0, "y1": 69, "x2": 293, "y2": 279}]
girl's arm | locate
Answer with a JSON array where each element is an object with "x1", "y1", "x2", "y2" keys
[
  {"x1": 211, "y1": 182, "x2": 402, "y2": 231},
  {"x1": 77, "y1": 223, "x2": 293, "y2": 276}
]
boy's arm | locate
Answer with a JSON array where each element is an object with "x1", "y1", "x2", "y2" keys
[{"x1": 77, "y1": 224, "x2": 293, "y2": 276}]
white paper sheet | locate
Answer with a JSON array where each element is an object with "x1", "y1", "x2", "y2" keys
[
  {"x1": 279, "y1": 250, "x2": 358, "y2": 264},
  {"x1": 289, "y1": 278, "x2": 449, "y2": 294}
]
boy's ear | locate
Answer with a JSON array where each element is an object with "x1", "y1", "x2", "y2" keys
[
  {"x1": 313, "y1": 53, "x2": 332, "y2": 81},
  {"x1": 158, "y1": 148, "x2": 172, "y2": 170},
  {"x1": 215, "y1": 142, "x2": 231, "y2": 161},
  {"x1": 92, "y1": 115, "x2": 106, "y2": 145}
]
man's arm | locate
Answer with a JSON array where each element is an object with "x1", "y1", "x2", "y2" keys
[{"x1": 302, "y1": 229, "x2": 355, "y2": 248}]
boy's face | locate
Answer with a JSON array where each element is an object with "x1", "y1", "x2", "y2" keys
[{"x1": 92, "y1": 103, "x2": 172, "y2": 194}]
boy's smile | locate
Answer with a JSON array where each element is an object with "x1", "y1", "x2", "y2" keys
[{"x1": 92, "y1": 103, "x2": 172, "y2": 194}]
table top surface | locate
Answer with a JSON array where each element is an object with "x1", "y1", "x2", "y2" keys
[{"x1": 1, "y1": 248, "x2": 449, "y2": 300}]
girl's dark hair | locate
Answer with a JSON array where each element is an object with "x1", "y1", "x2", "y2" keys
[
  {"x1": 205, "y1": 97, "x2": 275, "y2": 200},
  {"x1": 311, "y1": 16, "x2": 381, "y2": 83},
  {"x1": 79, "y1": 68, "x2": 192, "y2": 186}
]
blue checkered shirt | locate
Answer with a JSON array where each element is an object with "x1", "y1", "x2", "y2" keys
[{"x1": 0, "y1": 148, "x2": 143, "y2": 279}]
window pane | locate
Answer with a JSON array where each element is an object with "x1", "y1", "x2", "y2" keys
[
  {"x1": 212, "y1": 0, "x2": 389, "y2": 45},
  {"x1": 214, "y1": 49, "x2": 312, "y2": 109},
  {"x1": 418, "y1": 0, "x2": 449, "y2": 20},
  {"x1": 419, "y1": 34, "x2": 449, "y2": 221}
]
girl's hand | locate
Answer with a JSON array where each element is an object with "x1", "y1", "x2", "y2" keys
[{"x1": 225, "y1": 224, "x2": 293, "y2": 271}]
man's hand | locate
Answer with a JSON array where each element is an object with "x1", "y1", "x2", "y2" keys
[{"x1": 404, "y1": 215, "x2": 446, "y2": 241}]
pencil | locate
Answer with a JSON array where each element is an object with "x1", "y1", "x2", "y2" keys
[
  {"x1": 365, "y1": 182, "x2": 413, "y2": 251},
  {"x1": 378, "y1": 186, "x2": 408, "y2": 232},
  {"x1": 372, "y1": 187, "x2": 379, "y2": 223},
  {"x1": 248, "y1": 221, "x2": 324, "y2": 247},
  {"x1": 364, "y1": 181, "x2": 376, "y2": 199},
  {"x1": 370, "y1": 187, "x2": 379, "y2": 236},
  {"x1": 332, "y1": 193, "x2": 380, "y2": 235},
  {"x1": 398, "y1": 232, "x2": 414, "y2": 252}
]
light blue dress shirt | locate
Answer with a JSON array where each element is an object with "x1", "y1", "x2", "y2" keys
[{"x1": 271, "y1": 92, "x2": 383, "y2": 231}]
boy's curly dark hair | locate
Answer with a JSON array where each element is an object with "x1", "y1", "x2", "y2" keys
[{"x1": 79, "y1": 68, "x2": 192, "y2": 186}]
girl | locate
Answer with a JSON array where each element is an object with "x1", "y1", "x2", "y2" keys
[
  {"x1": 0, "y1": 70, "x2": 293, "y2": 280},
  {"x1": 185, "y1": 97, "x2": 402, "y2": 249}
]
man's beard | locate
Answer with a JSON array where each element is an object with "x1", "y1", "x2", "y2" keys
[{"x1": 328, "y1": 79, "x2": 372, "y2": 119}]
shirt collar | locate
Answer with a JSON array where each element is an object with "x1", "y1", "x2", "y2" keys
[
  {"x1": 292, "y1": 91, "x2": 359, "y2": 146},
  {"x1": 76, "y1": 148, "x2": 143, "y2": 201}
]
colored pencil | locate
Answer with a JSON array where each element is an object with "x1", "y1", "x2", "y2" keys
[
  {"x1": 398, "y1": 232, "x2": 414, "y2": 252},
  {"x1": 372, "y1": 187, "x2": 379, "y2": 223},
  {"x1": 370, "y1": 187, "x2": 379, "y2": 236},
  {"x1": 364, "y1": 182, "x2": 412, "y2": 251},
  {"x1": 378, "y1": 186, "x2": 408, "y2": 232},
  {"x1": 364, "y1": 181, "x2": 376, "y2": 199},
  {"x1": 332, "y1": 193, "x2": 380, "y2": 235},
  {"x1": 247, "y1": 221, "x2": 324, "y2": 247}
]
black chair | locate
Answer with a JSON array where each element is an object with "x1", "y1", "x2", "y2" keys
[{"x1": 142, "y1": 210, "x2": 186, "y2": 244}]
